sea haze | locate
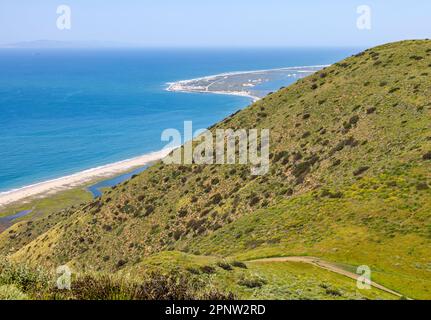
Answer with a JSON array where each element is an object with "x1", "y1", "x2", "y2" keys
[{"x1": 0, "y1": 47, "x2": 359, "y2": 192}]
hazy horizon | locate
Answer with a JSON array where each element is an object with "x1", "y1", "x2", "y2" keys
[
  {"x1": 0, "y1": 39, "x2": 367, "y2": 49},
  {"x1": 1, "y1": 0, "x2": 430, "y2": 48}
]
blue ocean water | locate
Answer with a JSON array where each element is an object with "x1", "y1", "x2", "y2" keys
[{"x1": 0, "y1": 48, "x2": 359, "y2": 192}]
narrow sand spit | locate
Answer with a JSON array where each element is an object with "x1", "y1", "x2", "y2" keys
[
  {"x1": 167, "y1": 82, "x2": 261, "y2": 102},
  {"x1": 0, "y1": 148, "x2": 173, "y2": 209},
  {"x1": 166, "y1": 64, "x2": 329, "y2": 102}
]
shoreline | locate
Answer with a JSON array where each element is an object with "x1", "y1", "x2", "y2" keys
[
  {"x1": 0, "y1": 148, "x2": 173, "y2": 209},
  {"x1": 167, "y1": 85, "x2": 261, "y2": 102}
]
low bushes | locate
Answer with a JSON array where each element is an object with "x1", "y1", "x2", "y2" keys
[
  {"x1": 238, "y1": 275, "x2": 267, "y2": 289},
  {"x1": 0, "y1": 257, "x2": 234, "y2": 300}
]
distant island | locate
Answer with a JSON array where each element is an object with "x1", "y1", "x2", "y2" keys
[{"x1": 0, "y1": 40, "x2": 138, "y2": 49}]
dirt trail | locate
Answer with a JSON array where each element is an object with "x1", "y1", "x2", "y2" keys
[{"x1": 248, "y1": 256, "x2": 404, "y2": 298}]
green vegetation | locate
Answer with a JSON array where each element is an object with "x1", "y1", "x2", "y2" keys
[
  {"x1": 0, "y1": 187, "x2": 92, "y2": 218},
  {"x1": 1, "y1": 40, "x2": 430, "y2": 300},
  {"x1": 0, "y1": 187, "x2": 92, "y2": 255},
  {"x1": 0, "y1": 255, "x2": 233, "y2": 300},
  {"x1": 119, "y1": 251, "x2": 396, "y2": 300}
]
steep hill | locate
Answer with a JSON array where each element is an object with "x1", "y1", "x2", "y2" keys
[{"x1": 2, "y1": 40, "x2": 431, "y2": 299}]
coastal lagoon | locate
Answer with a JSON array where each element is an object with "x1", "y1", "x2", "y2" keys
[{"x1": 0, "y1": 48, "x2": 358, "y2": 194}]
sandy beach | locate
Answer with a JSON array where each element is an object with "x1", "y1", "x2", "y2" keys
[{"x1": 0, "y1": 148, "x2": 173, "y2": 209}]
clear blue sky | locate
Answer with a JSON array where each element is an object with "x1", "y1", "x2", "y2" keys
[{"x1": 0, "y1": 0, "x2": 430, "y2": 47}]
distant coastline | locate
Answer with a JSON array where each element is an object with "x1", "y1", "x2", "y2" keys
[{"x1": 166, "y1": 65, "x2": 328, "y2": 102}]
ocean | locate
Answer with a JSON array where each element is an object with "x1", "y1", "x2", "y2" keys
[{"x1": 0, "y1": 48, "x2": 359, "y2": 192}]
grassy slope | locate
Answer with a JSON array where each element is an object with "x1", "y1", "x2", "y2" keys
[
  {"x1": 2, "y1": 40, "x2": 431, "y2": 299},
  {"x1": 0, "y1": 188, "x2": 92, "y2": 255},
  {"x1": 119, "y1": 251, "x2": 396, "y2": 300}
]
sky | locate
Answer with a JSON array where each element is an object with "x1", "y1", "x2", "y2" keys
[{"x1": 0, "y1": 0, "x2": 430, "y2": 47}]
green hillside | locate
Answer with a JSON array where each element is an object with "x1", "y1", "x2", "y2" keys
[{"x1": 1, "y1": 40, "x2": 431, "y2": 300}]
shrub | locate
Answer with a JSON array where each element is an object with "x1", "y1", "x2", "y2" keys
[
  {"x1": 121, "y1": 204, "x2": 135, "y2": 215},
  {"x1": 302, "y1": 131, "x2": 311, "y2": 139},
  {"x1": 321, "y1": 189, "x2": 344, "y2": 199},
  {"x1": 332, "y1": 159, "x2": 342, "y2": 167},
  {"x1": 330, "y1": 137, "x2": 359, "y2": 155},
  {"x1": 187, "y1": 218, "x2": 205, "y2": 231},
  {"x1": 173, "y1": 230, "x2": 183, "y2": 240},
  {"x1": 416, "y1": 182, "x2": 429, "y2": 191},
  {"x1": 319, "y1": 72, "x2": 327, "y2": 78},
  {"x1": 410, "y1": 55, "x2": 424, "y2": 61},
  {"x1": 325, "y1": 287, "x2": 342, "y2": 297},
  {"x1": 238, "y1": 275, "x2": 267, "y2": 288},
  {"x1": 366, "y1": 107, "x2": 376, "y2": 114},
  {"x1": 274, "y1": 151, "x2": 289, "y2": 162},
  {"x1": 231, "y1": 261, "x2": 247, "y2": 269},
  {"x1": 178, "y1": 209, "x2": 188, "y2": 217},
  {"x1": 212, "y1": 223, "x2": 222, "y2": 231},
  {"x1": 186, "y1": 267, "x2": 200, "y2": 275},
  {"x1": 211, "y1": 193, "x2": 223, "y2": 205},
  {"x1": 292, "y1": 156, "x2": 319, "y2": 179},
  {"x1": 217, "y1": 262, "x2": 233, "y2": 271},
  {"x1": 349, "y1": 115, "x2": 360, "y2": 126},
  {"x1": 279, "y1": 188, "x2": 294, "y2": 197},
  {"x1": 0, "y1": 265, "x2": 235, "y2": 300},
  {"x1": 422, "y1": 152, "x2": 431, "y2": 160},
  {"x1": 200, "y1": 265, "x2": 216, "y2": 274},
  {"x1": 60, "y1": 272, "x2": 232, "y2": 300},
  {"x1": 116, "y1": 260, "x2": 127, "y2": 269},
  {"x1": 354, "y1": 166, "x2": 370, "y2": 176},
  {"x1": 249, "y1": 195, "x2": 260, "y2": 206}
]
